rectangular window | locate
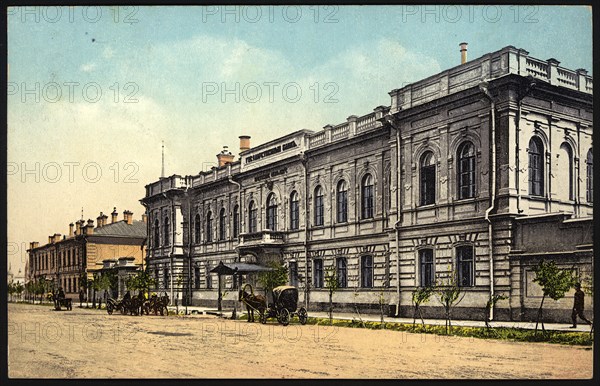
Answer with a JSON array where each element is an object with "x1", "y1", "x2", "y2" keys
[
  {"x1": 361, "y1": 256, "x2": 373, "y2": 288},
  {"x1": 419, "y1": 249, "x2": 434, "y2": 287},
  {"x1": 163, "y1": 268, "x2": 170, "y2": 289},
  {"x1": 154, "y1": 269, "x2": 160, "y2": 290},
  {"x1": 457, "y1": 246, "x2": 474, "y2": 287},
  {"x1": 336, "y1": 257, "x2": 347, "y2": 288},
  {"x1": 289, "y1": 262, "x2": 298, "y2": 287},
  {"x1": 313, "y1": 259, "x2": 323, "y2": 288},
  {"x1": 194, "y1": 267, "x2": 200, "y2": 289}
]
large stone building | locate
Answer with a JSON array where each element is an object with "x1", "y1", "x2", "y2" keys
[
  {"x1": 26, "y1": 208, "x2": 147, "y2": 300},
  {"x1": 141, "y1": 45, "x2": 593, "y2": 322}
]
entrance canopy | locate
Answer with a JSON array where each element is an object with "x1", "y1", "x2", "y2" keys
[{"x1": 210, "y1": 261, "x2": 274, "y2": 275}]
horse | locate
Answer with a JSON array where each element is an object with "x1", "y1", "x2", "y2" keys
[{"x1": 239, "y1": 284, "x2": 266, "y2": 323}]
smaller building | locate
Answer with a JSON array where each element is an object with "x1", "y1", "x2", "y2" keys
[
  {"x1": 26, "y1": 208, "x2": 147, "y2": 300},
  {"x1": 508, "y1": 213, "x2": 593, "y2": 323}
]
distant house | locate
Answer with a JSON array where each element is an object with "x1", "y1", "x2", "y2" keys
[{"x1": 26, "y1": 208, "x2": 147, "y2": 300}]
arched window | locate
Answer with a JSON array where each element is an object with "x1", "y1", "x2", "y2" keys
[
  {"x1": 420, "y1": 151, "x2": 436, "y2": 205},
  {"x1": 457, "y1": 141, "x2": 476, "y2": 199},
  {"x1": 361, "y1": 174, "x2": 374, "y2": 219},
  {"x1": 233, "y1": 205, "x2": 240, "y2": 238},
  {"x1": 557, "y1": 143, "x2": 574, "y2": 201},
  {"x1": 586, "y1": 149, "x2": 593, "y2": 203},
  {"x1": 205, "y1": 211, "x2": 212, "y2": 242},
  {"x1": 219, "y1": 208, "x2": 226, "y2": 240},
  {"x1": 163, "y1": 217, "x2": 170, "y2": 246},
  {"x1": 248, "y1": 201, "x2": 257, "y2": 233},
  {"x1": 314, "y1": 186, "x2": 324, "y2": 226},
  {"x1": 154, "y1": 219, "x2": 160, "y2": 248},
  {"x1": 266, "y1": 193, "x2": 277, "y2": 231},
  {"x1": 290, "y1": 191, "x2": 299, "y2": 230},
  {"x1": 194, "y1": 214, "x2": 201, "y2": 244},
  {"x1": 528, "y1": 137, "x2": 544, "y2": 196},
  {"x1": 337, "y1": 180, "x2": 348, "y2": 223}
]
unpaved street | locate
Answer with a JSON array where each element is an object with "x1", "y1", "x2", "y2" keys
[{"x1": 8, "y1": 303, "x2": 593, "y2": 379}]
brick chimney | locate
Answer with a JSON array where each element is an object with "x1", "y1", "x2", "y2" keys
[
  {"x1": 123, "y1": 210, "x2": 133, "y2": 225},
  {"x1": 48, "y1": 236, "x2": 53, "y2": 244},
  {"x1": 459, "y1": 42, "x2": 468, "y2": 64},
  {"x1": 30, "y1": 241, "x2": 39, "y2": 250},
  {"x1": 142, "y1": 213, "x2": 147, "y2": 223},
  {"x1": 75, "y1": 219, "x2": 85, "y2": 235},
  {"x1": 69, "y1": 223, "x2": 74, "y2": 237},
  {"x1": 217, "y1": 146, "x2": 234, "y2": 167},
  {"x1": 83, "y1": 219, "x2": 94, "y2": 235},
  {"x1": 239, "y1": 135, "x2": 251, "y2": 154},
  {"x1": 111, "y1": 207, "x2": 118, "y2": 223},
  {"x1": 96, "y1": 212, "x2": 105, "y2": 228}
]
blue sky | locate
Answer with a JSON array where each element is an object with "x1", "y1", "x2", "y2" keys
[{"x1": 7, "y1": 5, "x2": 593, "y2": 273}]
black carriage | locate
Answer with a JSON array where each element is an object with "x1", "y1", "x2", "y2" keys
[
  {"x1": 53, "y1": 297, "x2": 72, "y2": 311},
  {"x1": 260, "y1": 286, "x2": 308, "y2": 326},
  {"x1": 106, "y1": 297, "x2": 143, "y2": 315}
]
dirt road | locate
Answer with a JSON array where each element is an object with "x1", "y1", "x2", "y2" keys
[{"x1": 8, "y1": 303, "x2": 593, "y2": 379}]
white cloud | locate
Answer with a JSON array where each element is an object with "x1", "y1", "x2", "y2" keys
[{"x1": 80, "y1": 62, "x2": 97, "y2": 72}]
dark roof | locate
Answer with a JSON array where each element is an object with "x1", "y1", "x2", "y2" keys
[
  {"x1": 93, "y1": 220, "x2": 147, "y2": 238},
  {"x1": 210, "y1": 261, "x2": 274, "y2": 275}
]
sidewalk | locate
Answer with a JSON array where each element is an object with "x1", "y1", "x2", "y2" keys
[{"x1": 164, "y1": 304, "x2": 594, "y2": 333}]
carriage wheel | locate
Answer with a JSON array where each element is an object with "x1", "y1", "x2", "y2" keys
[
  {"x1": 278, "y1": 308, "x2": 290, "y2": 326},
  {"x1": 298, "y1": 307, "x2": 308, "y2": 325}
]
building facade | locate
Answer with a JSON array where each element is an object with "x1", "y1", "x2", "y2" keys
[
  {"x1": 27, "y1": 208, "x2": 147, "y2": 300},
  {"x1": 141, "y1": 45, "x2": 593, "y2": 322}
]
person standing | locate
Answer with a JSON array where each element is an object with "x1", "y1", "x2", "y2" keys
[{"x1": 570, "y1": 283, "x2": 592, "y2": 328}]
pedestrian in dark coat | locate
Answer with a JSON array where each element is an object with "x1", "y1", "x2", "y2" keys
[{"x1": 570, "y1": 283, "x2": 592, "y2": 328}]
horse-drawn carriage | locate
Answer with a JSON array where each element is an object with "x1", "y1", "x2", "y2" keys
[
  {"x1": 261, "y1": 286, "x2": 308, "y2": 326},
  {"x1": 239, "y1": 284, "x2": 307, "y2": 326},
  {"x1": 49, "y1": 292, "x2": 72, "y2": 311},
  {"x1": 106, "y1": 292, "x2": 169, "y2": 316}
]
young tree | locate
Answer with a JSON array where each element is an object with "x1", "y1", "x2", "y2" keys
[
  {"x1": 377, "y1": 290, "x2": 388, "y2": 329},
  {"x1": 532, "y1": 260, "x2": 576, "y2": 335},
  {"x1": 79, "y1": 272, "x2": 90, "y2": 307},
  {"x1": 484, "y1": 294, "x2": 507, "y2": 330},
  {"x1": 36, "y1": 277, "x2": 47, "y2": 303},
  {"x1": 436, "y1": 275, "x2": 465, "y2": 334},
  {"x1": 352, "y1": 288, "x2": 366, "y2": 328},
  {"x1": 324, "y1": 267, "x2": 339, "y2": 325},
  {"x1": 175, "y1": 274, "x2": 184, "y2": 315},
  {"x1": 411, "y1": 286, "x2": 435, "y2": 327},
  {"x1": 8, "y1": 281, "x2": 15, "y2": 302},
  {"x1": 14, "y1": 282, "x2": 24, "y2": 302},
  {"x1": 125, "y1": 270, "x2": 156, "y2": 298},
  {"x1": 257, "y1": 261, "x2": 289, "y2": 303}
]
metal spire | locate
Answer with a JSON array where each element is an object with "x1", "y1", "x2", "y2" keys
[{"x1": 161, "y1": 140, "x2": 165, "y2": 178}]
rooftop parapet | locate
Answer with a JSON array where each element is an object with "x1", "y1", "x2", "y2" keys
[{"x1": 388, "y1": 46, "x2": 592, "y2": 113}]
